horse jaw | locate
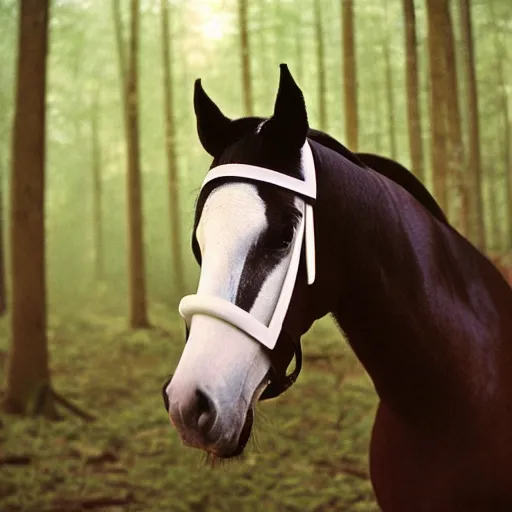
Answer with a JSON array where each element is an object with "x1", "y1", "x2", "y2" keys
[{"x1": 166, "y1": 182, "x2": 292, "y2": 457}]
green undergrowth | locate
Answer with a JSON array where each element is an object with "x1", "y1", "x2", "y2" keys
[{"x1": 0, "y1": 300, "x2": 379, "y2": 511}]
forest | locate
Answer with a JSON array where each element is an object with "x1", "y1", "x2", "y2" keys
[{"x1": 0, "y1": 0, "x2": 511, "y2": 510}]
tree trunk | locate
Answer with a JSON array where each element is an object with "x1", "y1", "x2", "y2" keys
[
  {"x1": 383, "y1": 30, "x2": 397, "y2": 160},
  {"x1": 3, "y1": 0, "x2": 56, "y2": 417},
  {"x1": 91, "y1": 90, "x2": 104, "y2": 282},
  {"x1": 459, "y1": 0, "x2": 485, "y2": 250},
  {"x1": 438, "y1": 0, "x2": 468, "y2": 237},
  {"x1": 426, "y1": 0, "x2": 450, "y2": 212},
  {"x1": 489, "y1": 0, "x2": 511, "y2": 250},
  {"x1": 161, "y1": 0, "x2": 185, "y2": 300},
  {"x1": 126, "y1": 0, "x2": 148, "y2": 327},
  {"x1": 315, "y1": 0, "x2": 327, "y2": 131},
  {"x1": 112, "y1": 0, "x2": 149, "y2": 327},
  {"x1": 238, "y1": 0, "x2": 253, "y2": 116},
  {"x1": 402, "y1": 0, "x2": 425, "y2": 182},
  {"x1": 341, "y1": 0, "x2": 358, "y2": 150},
  {"x1": 0, "y1": 158, "x2": 6, "y2": 316},
  {"x1": 0, "y1": 102, "x2": 8, "y2": 318}
]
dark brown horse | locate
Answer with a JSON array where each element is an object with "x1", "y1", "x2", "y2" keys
[{"x1": 164, "y1": 65, "x2": 512, "y2": 511}]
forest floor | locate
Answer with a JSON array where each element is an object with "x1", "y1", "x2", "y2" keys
[{"x1": 0, "y1": 297, "x2": 379, "y2": 512}]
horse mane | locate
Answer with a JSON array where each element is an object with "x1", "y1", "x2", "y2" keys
[{"x1": 307, "y1": 129, "x2": 448, "y2": 225}]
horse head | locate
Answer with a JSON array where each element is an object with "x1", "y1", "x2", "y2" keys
[{"x1": 163, "y1": 65, "x2": 317, "y2": 458}]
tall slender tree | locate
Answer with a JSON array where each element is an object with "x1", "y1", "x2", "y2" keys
[
  {"x1": 0, "y1": 91, "x2": 8, "y2": 317},
  {"x1": 161, "y1": 0, "x2": 185, "y2": 299},
  {"x1": 341, "y1": 0, "x2": 358, "y2": 150},
  {"x1": 91, "y1": 90, "x2": 104, "y2": 282},
  {"x1": 402, "y1": 0, "x2": 424, "y2": 181},
  {"x1": 238, "y1": 0, "x2": 253, "y2": 116},
  {"x1": 383, "y1": 25, "x2": 397, "y2": 160},
  {"x1": 315, "y1": 0, "x2": 327, "y2": 131},
  {"x1": 0, "y1": 158, "x2": 6, "y2": 316},
  {"x1": 113, "y1": 0, "x2": 149, "y2": 328},
  {"x1": 459, "y1": 0, "x2": 485, "y2": 250},
  {"x1": 438, "y1": 0, "x2": 468, "y2": 236},
  {"x1": 489, "y1": 0, "x2": 511, "y2": 249},
  {"x1": 426, "y1": 0, "x2": 470, "y2": 234},
  {"x1": 126, "y1": 0, "x2": 148, "y2": 327},
  {"x1": 3, "y1": 0, "x2": 54, "y2": 416},
  {"x1": 426, "y1": 0, "x2": 449, "y2": 211}
]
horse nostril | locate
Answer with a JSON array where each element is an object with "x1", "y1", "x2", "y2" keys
[{"x1": 195, "y1": 388, "x2": 216, "y2": 436}]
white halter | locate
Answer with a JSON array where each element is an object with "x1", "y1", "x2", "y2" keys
[{"x1": 178, "y1": 141, "x2": 316, "y2": 351}]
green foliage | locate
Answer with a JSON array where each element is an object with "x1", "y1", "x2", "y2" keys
[{"x1": 0, "y1": 307, "x2": 379, "y2": 511}]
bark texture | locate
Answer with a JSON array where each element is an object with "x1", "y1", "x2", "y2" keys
[{"x1": 4, "y1": 0, "x2": 54, "y2": 416}]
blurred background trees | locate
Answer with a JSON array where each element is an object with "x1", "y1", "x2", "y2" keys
[
  {"x1": 0, "y1": 0, "x2": 510, "y2": 415},
  {"x1": 0, "y1": 0, "x2": 509, "y2": 314}
]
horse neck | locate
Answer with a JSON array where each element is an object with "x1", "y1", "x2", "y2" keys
[{"x1": 309, "y1": 142, "x2": 512, "y2": 423}]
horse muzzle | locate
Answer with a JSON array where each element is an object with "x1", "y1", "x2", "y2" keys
[{"x1": 164, "y1": 378, "x2": 253, "y2": 458}]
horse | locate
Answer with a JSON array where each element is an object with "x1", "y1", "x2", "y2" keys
[{"x1": 163, "y1": 64, "x2": 512, "y2": 511}]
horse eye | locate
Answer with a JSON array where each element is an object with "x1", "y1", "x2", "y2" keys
[
  {"x1": 269, "y1": 223, "x2": 295, "y2": 251},
  {"x1": 281, "y1": 224, "x2": 295, "y2": 245}
]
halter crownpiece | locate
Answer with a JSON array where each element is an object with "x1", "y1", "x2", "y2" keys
[{"x1": 178, "y1": 140, "x2": 316, "y2": 354}]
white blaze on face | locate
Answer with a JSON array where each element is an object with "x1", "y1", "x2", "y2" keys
[
  {"x1": 168, "y1": 181, "x2": 295, "y2": 431},
  {"x1": 196, "y1": 183, "x2": 268, "y2": 305}
]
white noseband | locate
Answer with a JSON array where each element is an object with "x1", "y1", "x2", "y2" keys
[{"x1": 178, "y1": 141, "x2": 317, "y2": 351}]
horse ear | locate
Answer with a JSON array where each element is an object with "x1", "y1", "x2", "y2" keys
[
  {"x1": 194, "y1": 79, "x2": 232, "y2": 157},
  {"x1": 262, "y1": 64, "x2": 309, "y2": 150}
]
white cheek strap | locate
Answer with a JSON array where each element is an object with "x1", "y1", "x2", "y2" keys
[{"x1": 178, "y1": 141, "x2": 316, "y2": 351}]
